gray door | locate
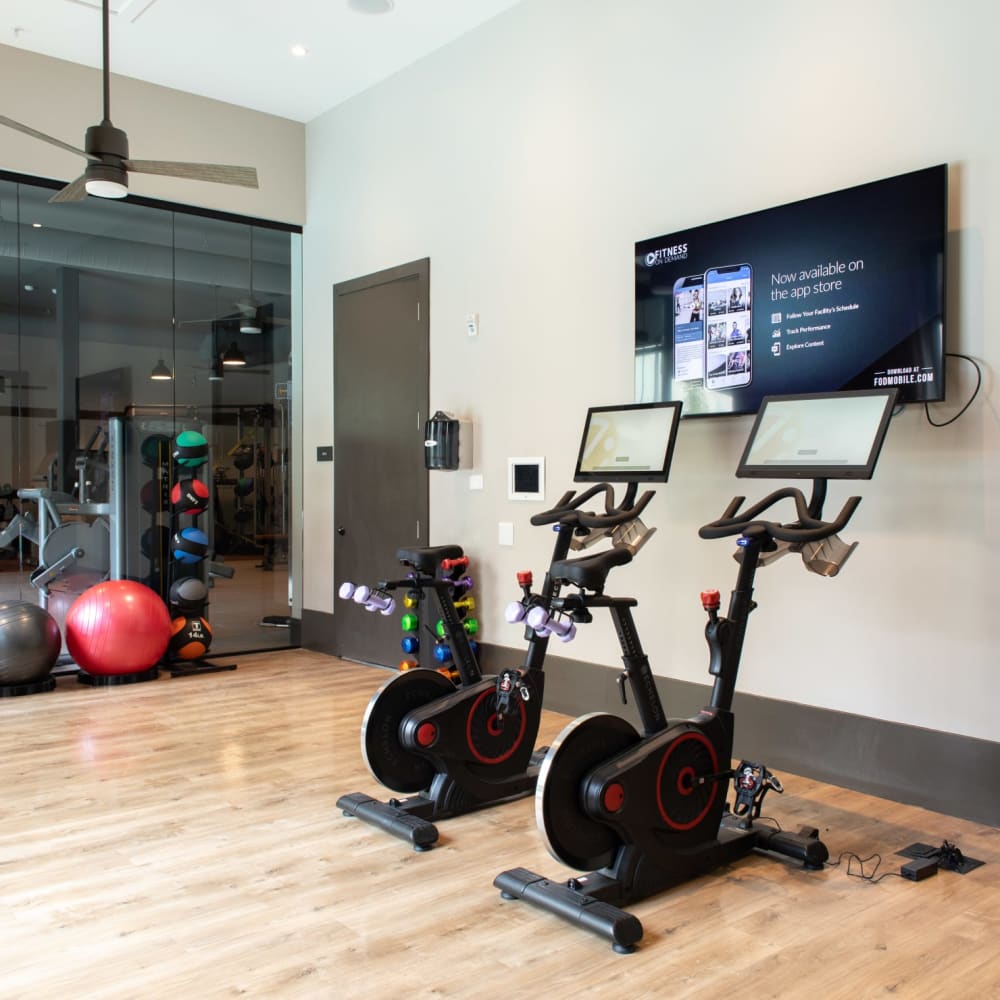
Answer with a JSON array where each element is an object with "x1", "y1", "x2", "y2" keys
[{"x1": 333, "y1": 259, "x2": 429, "y2": 667}]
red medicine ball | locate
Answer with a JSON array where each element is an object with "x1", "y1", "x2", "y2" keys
[
  {"x1": 169, "y1": 615, "x2": 213, "y2": 660},
  {"x1": 170, "y1": 478, "x2": 210, "y2": 515}
]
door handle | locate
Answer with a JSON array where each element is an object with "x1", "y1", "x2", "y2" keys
[{"x1": 337, "y1": 526, "x2": 346, "y2": 536}]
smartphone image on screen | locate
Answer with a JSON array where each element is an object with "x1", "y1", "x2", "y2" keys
[
  {"x1": 704, "y1": 264, "x2": 752, "y2": 390},
  {"x1": 672, "y1": 274, "x2": 705, "y2": 382}
]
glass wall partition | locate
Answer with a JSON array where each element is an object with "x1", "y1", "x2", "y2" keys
[{"x1": 0, "y1": 171, "x2": 299, "y2": 658}]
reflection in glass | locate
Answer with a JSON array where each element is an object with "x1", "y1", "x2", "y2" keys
[{"x1": 0, "y1": 172, "x2": 298, "y2": 660}]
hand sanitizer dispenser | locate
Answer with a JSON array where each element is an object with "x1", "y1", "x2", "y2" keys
[{"x1": 424, "y1": 411, "x2": 459, "y2": 470}]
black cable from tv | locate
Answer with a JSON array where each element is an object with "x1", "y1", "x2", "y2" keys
[{"x1": 924, "y1": 352, "x2": 982, "y2": 427}]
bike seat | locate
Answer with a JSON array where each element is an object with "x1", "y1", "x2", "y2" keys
[
  {"x1": 549, "y1": 547, "x2": 633, "y2": 593},
  {"x1": 396, "y1": 544, "x2": 464, "y2": 576}
]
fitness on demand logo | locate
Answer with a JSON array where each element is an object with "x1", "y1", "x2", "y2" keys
[{"x1": 644, "y1": 242, "x2": 689, "y2": 267}]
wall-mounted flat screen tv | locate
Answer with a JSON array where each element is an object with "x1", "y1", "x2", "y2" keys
[{"x1": 635, "y1": 164, "x2": 946, "y2": 417}]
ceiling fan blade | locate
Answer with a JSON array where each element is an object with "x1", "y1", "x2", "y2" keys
[
  {"x1": 126, "y1": 160, "x2": 259, "y2": 188},
  {"x1": 0, "y1": 114, "x2": 95, "y2": 161},
  {"x1": 49, "y1": 175, "x2": 90, "y2": 204}
]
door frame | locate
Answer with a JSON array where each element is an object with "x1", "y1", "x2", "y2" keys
[{"x1": 331, "y1": 257, "x2": 430, "y2": 661}]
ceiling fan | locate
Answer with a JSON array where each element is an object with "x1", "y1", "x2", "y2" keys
[{"x1": 0, "y1": 0, "x2": 258, "y2": 205}]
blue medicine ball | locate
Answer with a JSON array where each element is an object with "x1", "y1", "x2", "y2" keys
[{"x1": 172, "y1": 527, "x2": 209, "y2": 564}]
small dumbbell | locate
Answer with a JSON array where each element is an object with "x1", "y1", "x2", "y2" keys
[{"x1": 526, "y1": 605, "x2": 576, "y2": 643}]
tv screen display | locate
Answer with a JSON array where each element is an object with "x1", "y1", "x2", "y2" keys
[
  {"x1": 574, "y1": 400, "x2": 681, "y2": 483},
  {"x1": 736, "y1": 389, "x2": 897, "y2": 480},
  {"x1": 635, "y1": 165, "x2": 946, "y2": 417}
]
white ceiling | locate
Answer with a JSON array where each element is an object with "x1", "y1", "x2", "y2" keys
[{"x1": 1, "y1": 0, "x2": 526, "y2": 123}]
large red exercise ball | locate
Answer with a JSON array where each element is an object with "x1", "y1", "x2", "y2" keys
[
  {"x1": 65, "y1": 581, "x2": 172, "y2": 676},
  {"x1": 171, "y1": 478, "x2": 210, "y2": 515},
  {"x1": 0, "y1": 601, "x2": 61, "y2": 685},
  {"x1": 172, "y1": 431, "x2": 208, "y2": 469}
]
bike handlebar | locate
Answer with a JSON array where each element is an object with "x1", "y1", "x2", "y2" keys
[
  {"x1": 573, "y1": 488, "x2": 655, "y2": 529},
  {"x1": 698, "y1": 486, "x2": 861, "y2": 544},
  {"x1": 529, "y1": 483, "x2": 654, "y2": 530}
]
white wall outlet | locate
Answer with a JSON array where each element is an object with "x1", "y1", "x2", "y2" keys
[
  {"x1": 498, "y1": 521, "x2": 514, "y2": 546},
  {"x1": 469, "y1": 473, "x2": 484, "y2": 491}
]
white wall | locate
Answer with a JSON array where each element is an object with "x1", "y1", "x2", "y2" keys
[
  {"x1": 303, "y1": 0, "x2": 1000, "y2": 743},
  {"x1": 0, "y1": 45, "x2": 305, "y2": 224}
]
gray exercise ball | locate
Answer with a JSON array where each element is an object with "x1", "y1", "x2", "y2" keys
[{"x1": 0, "y1": 601, "x2": 61, "y2": 685}]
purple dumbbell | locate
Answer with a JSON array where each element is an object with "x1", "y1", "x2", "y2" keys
[
  {"x1": 548, "y1": 618, "x2": 577, "y2": 643},
  {"x1": 505, "y1": 601, "x2": 527, "y2": 624},
  {"x1": 526, "y1": 605, "x2": 575, "y2": 642},
  {"x1": 526, "y1": 605, "x2": 550, "y2": 631},
  {"x1": 339, "y1": 581, "x2": 357, "y2": 600},
  {"x1": 364, "y1": 592, "x2": 396, "y2": 616}
]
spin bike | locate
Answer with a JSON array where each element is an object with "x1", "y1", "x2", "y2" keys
[
  {"x1": 336, "y1": 483, "x2": 655, "y2": 851},
  {"x1": 496, "y1": 392, "x2": 896, "y2": 951}
]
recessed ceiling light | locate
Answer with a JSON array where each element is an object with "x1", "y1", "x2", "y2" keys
[
  {"x1": 23, "y1": 284, "x2": 34, "y2": 292},
  {"x1": 291, "y1": 44, "x2": 308, "y2": 57},
  {"x1": 348, "y1": 0, "x2": 395, "y2": 14},
  {"x1": 31, "y1": 222, "x2": 42, "y2": 228}
]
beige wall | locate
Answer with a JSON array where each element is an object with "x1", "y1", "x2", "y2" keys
[
  {"x1": 0, "y1": 44, "x2": 304, "y2": 224},
  {"x1": 303, "y1": 0, "x2": 1000, "y2": 742}
]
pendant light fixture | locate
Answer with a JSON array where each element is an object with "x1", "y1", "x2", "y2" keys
[
  {"x1": 222, "y1": 342, "x2": 247, "y2": 367},
  {"x1": 150, "y1": 358, "x2": 173, "y2": 380},
  {"x1": 239, "y1": 227, "x2": 262, "y2": 334}
]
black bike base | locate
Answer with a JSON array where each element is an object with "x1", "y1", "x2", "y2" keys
[
  {"x1": 497, "y1": 821, "x2": 828, "y2": 951},
  {"x1": 77, "y1": 666, "x2": 160, "y2": 686},
  {"x1": 339, "y1": 748, "x2": 547, "y2": 851},
  {"x1": 338, "y1": 792, "x2": 439, "y2": 850},
  {"x1": 496, "y1": 868, "x2": 642, "y2": 953},
  {"x1": 0, "y1": 676, "x2": 57, "y2": 697}
]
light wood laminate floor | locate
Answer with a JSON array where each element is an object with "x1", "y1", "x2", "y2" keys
[{"x1": 2, "y1": 651, "x2": 997, "y2": 999}]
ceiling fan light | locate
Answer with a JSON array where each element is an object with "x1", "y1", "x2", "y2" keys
[
  {"x1": 84, "y1": 160, "x2": 129, "y2": 199},
  {"x1": 150, "y1": 358, "x2": 173, "y2": 381},
  {"x1": 222, "y1": 342, "x2": 247, "y2": 367},
  {"x1": 85, "y1": 178, "x2": 129, "y2": 199}
]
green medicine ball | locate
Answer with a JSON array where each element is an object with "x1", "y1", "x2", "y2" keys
[{"x1": 173, "y1": 430, "x2": 209, "y2": 468}]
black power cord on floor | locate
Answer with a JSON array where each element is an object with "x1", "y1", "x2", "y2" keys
[{"x1": 826, "y1": 851, "x2": 905, "y2": 884}]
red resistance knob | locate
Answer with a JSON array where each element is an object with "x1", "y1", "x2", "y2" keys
[
  {"x1": 517, "y1": 571, "x2": 534, "y2": 587},
  {"x1": 416, "y1": 722, "x2": 438, "y2": 748},
  {"x1": 701, "y1": 589, "x2": 721, "y2": 611},
  {"x1": 441, "y1": 556, "x2": 469, "y2": 571}
]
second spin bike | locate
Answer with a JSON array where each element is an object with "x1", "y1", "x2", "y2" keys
[
  {"x1": 495, "y1": 389, "x2": 898, "y2": 952},
  {"x1": 336, "y1": 408, "x2": 666, "y2": 850}
]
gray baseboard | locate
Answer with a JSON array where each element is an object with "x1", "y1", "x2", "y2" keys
[
  {"x1": 476, "y1": 642, "x2": 1000, "y2": 829},
  {"x1": 302, "y1": 608, "x2": 339, "y2": 655}
]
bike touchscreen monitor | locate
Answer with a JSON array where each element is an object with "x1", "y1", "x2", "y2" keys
[
  {"x1": 574, "y1": 400, "x2": 682, "y2": 483},
  {"x1": 737, "y1": 389, "x2": 898, "y2": 480}
]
